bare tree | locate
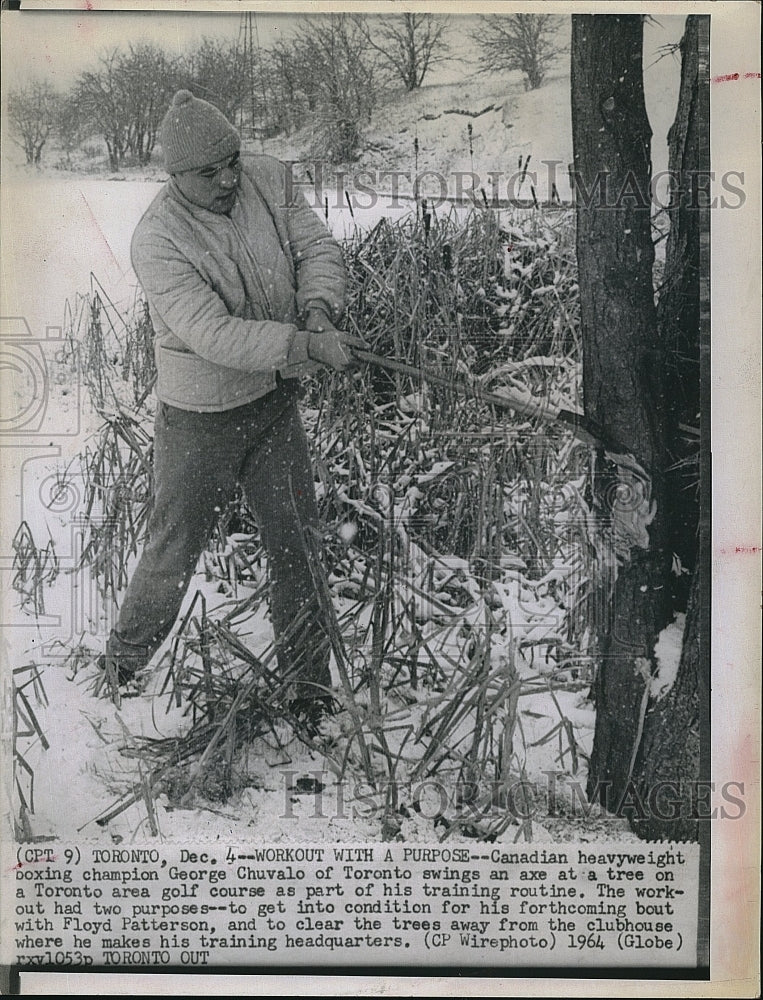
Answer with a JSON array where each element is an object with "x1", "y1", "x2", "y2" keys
[
  {"x1": 75, "y1": 45, "x2": 178, "y2": 170},
  {"x1": 7, "y1": 79, "x2": 58, "y2": 165},
  {"x1": 55, "y1": 93, "x2": 88, "y2": 167},
  {"x1": 263, "y1": 39, "x2": 309, "y2": 136},
  {"x1": 75, "y1": 51, "x2": 131, "y2": 171},
  {"x1": 118, "y1": 43, "x2": 179, "y2": 165},
  {"x1": 630, "y1": 15, "x2": 707, "y2": 843},
  {"x1": 472, "y1": 13, "x2": 565, "y2": 90},
  {"x1": 183, "y1": 37, "x2": 247, "y2": 124},
  {"x1": 572, "y1": 12, "x2": 669, "y2": 817},
  {"x1": 291, "y1": 14, "x2": 382, "y2": 162},
  {"x1": 570, "y1": 13, "x2": 710, "y2": 844},
  {"x1": 656, "y1": 16, "x2": 703, "y2": 613},
  {"x1": 354, "y1": 13, "x2": 450, "y2": 91}
]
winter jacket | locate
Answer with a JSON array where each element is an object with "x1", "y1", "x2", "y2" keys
[{"x1": 131, "y1": 154, "x2": 346, "y2": 411}]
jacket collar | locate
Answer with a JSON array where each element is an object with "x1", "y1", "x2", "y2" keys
[{"x1": 166, "y1": 175, "x2": 241, "y2": 222}]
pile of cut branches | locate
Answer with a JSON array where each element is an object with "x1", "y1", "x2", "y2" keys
[{"x1": 53, "y1": 207, "x2": 600, "y2": 841}]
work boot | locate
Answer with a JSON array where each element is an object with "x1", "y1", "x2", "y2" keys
[{"x1": 97, "y1": 630, "x2": 151, "y2": 689}]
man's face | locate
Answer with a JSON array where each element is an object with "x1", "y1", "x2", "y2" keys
[{"x1": 172, "y1": 151, "x2": 242, "y2": 214}]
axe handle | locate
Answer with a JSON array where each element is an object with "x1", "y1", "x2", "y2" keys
[{"x1": 350, "y1": 348, "x2": 603, "y2": 448}]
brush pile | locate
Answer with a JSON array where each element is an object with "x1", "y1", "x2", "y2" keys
[{"x1": 32, "y1": 206, "x2": 606, "y2": 841}]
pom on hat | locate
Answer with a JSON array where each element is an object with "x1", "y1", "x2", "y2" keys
[{"x1": 160, "y1": 90, "x2": 240, "y2": 174}]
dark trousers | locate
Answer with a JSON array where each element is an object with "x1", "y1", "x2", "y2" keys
[{"x1": 108, "y1": 381, "x2": 330, "y2": 698}]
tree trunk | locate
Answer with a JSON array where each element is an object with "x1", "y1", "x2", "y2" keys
[
  {"x1": 630, "y1": 569, "x2": 701, "y2": 841},
  {"x1": 631, "y1": 15, "x2": 708, "y2": 842},
  {"x1": 571, "y1": 14, "x2": 670, "y2": 814},
  {"x1": 658, "y1": 14, "x2": 702, "y2": 608}
]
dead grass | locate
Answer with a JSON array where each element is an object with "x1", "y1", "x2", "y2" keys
[{"x1": 19, "y1": 206, "x2": 602, "y2": 842}]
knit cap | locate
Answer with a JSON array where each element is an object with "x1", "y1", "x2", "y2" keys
[{"x1": 160, "y1": 90, "x2": 240, "y2": 174}]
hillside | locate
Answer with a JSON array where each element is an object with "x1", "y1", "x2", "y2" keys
[
  {"x1": 262, "y1": 50, "x2": 573, "y2": 203},
  {"x1": 3, "y1": 14, "x2": 683, "y2": 209}
]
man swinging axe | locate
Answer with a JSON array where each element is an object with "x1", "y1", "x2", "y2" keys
[{"x1": 99, "y1": 90, "x2": 362, "y2": 729}]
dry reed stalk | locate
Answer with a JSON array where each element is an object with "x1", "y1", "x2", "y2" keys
[{"x1": 60, "y1": 209, "x2": 604, "y2": 840}]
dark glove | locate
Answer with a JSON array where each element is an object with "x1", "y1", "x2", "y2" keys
[
  {"x1": 307, "y1": 329, "x2": 353, "y2": 371},
  {"x1": 304, "y1": 307, "x2": 335, "y2": 333},
  {"x1": 336, "y1": 332, "x2": 369, "y2": 352}
]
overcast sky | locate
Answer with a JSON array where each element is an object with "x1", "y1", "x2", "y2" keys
[
  {"x1": 1, "y1": 10, "x2": 297, "y2": 85},
  {"x1": 1, "y1": 9, "x2": 684, "y2": 90}
]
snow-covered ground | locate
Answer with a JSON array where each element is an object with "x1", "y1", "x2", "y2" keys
[
  {"x1": 1, "y1": 20, "x2": 687, "y2": 848},
  {"x1": 11, "y1": 539, "x2": 617, "y2": 846},
  {"x1": 4, "y1": 229, "x2": 685, "y2": 847}
]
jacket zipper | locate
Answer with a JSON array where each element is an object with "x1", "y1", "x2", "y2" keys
[{"x1": 229, "y1": 216, "x2": 274, "y2": 319}]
